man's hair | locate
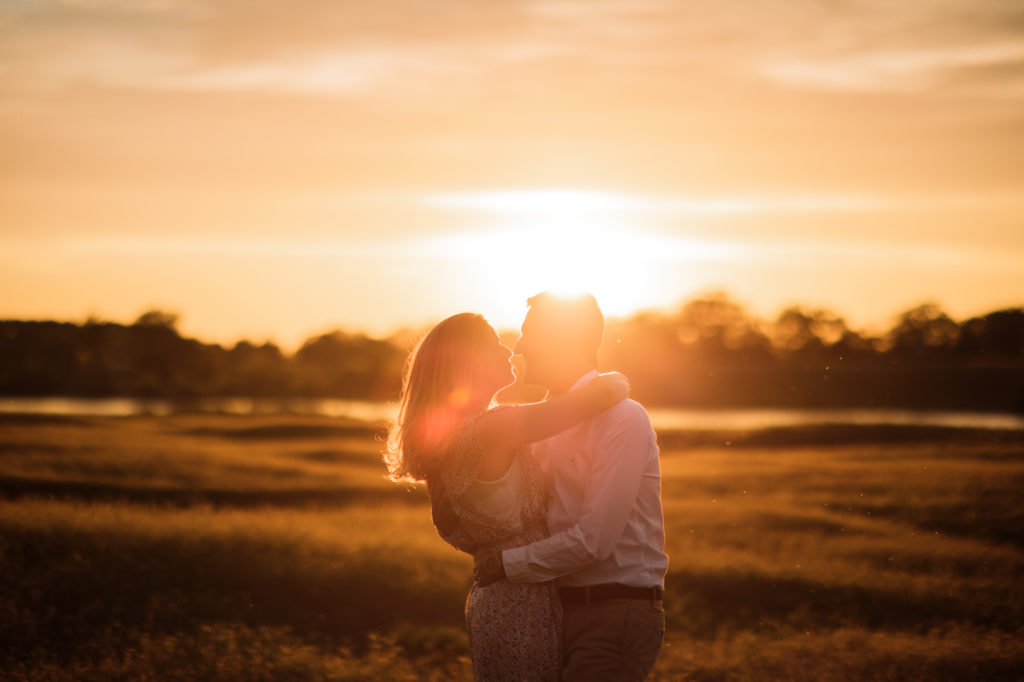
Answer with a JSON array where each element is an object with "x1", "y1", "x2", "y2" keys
[{"x1": 526, "y1": 291, "x2": 604, "y2": 361}]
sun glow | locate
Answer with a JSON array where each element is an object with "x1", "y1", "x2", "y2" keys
[{"x1": 419, "y1": 190, "x2": 739, "y2": 328}]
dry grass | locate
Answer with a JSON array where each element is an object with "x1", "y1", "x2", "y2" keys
[{"x1": 1, "y1": 414, "x2": 1022, "y2": 680}]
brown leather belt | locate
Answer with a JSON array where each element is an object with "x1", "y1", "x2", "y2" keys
[{"x1": 560, "y1": 583, "x2": 663, "y2": 604}]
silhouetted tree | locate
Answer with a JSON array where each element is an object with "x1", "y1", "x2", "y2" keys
[
  {"x1": 673, "y1": 292, "x2": 771, "y2": 363},
  {"x1": 602, "y1": 313, "x2": 691, "y2": 402},
  {"x1": 773, "y1": 307, "x2": 848, "y2": 354},
  {"x1": 294, "y1": 331, "x2": 404, "y2": 399},
  {"x1": 2, "y1": 295, "x2": 1022, "y2": 410},
  {"x1": 134, "y1": 309, "x2": 180, "y2": 330},
  {"x1": 887, "y1": 304, "x2": 960, "y2": 358},
  {"x1": 957, "y1": 308, "x2": 1024, "y2": 359},
  {"x1": 223, "y1": 341, "x2": 291, "y2": 396}
]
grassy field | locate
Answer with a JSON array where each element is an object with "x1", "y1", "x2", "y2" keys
[{"x1": 1, "y1": 413, "x2": 1022, "y2": 680}]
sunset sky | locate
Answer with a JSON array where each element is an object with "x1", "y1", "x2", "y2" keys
[{"x1": 2, "y1": 0, "x2": 1023, "y2": 349}]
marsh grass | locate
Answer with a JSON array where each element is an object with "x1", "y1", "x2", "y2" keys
[{"x1": 0, "y1": 414, "x2": 1022, "y2": 680}]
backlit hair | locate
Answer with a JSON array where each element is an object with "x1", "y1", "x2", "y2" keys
[{"x1": 384, "y1": 313, "x2": 500, "y2": 482}]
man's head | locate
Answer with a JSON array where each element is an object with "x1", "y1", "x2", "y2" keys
[{"x1": 514, "y1": 291, "x2": 604, "y2": 392}]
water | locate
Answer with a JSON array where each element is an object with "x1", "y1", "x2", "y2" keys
[
  {"x1": 2, "y1": 397, "x2": 1023, "y2": 431},
  {"x1": 645, "y1": 407, "x2": 1024, "y2": 431},
  {"x1": 0, "y1": 397, "x2": 396, "y2": 423}
]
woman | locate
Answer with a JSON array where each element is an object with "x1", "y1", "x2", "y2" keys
[{"x1": 384, "y1": 313, "x2": 628, "y2": 681}]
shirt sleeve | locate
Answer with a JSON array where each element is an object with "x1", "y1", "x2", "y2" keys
[{"x1": 501, "y1": 404, "x2": 654, "y2": 583}]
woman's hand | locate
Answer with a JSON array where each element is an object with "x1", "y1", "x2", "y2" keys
[{"x1": 591, "y1": 371, "x2": 630, "y2": 407}]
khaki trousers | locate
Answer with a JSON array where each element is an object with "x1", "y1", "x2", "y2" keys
[{"x1": 561, "y1": 597, "x2": 665, "y2": 682}]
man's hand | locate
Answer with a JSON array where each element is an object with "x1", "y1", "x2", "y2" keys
[{"x1": 473, "y1": 548, "x2": 507, "y2": 587}]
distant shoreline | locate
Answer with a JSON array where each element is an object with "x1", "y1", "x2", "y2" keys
[
  {"x1": 3, "y1": 395, "x2": 1024, "y2": 427},
  {"x1": 2, "y1": 409, "x2": 1022, "y2": 450}
]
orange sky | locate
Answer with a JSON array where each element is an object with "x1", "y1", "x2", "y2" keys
[{"x1": 2, "y1": 0, "x2": 1023, "y2": 349}]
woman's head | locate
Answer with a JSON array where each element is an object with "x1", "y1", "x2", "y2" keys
[{"x1": 384, "y1": 313, "x2": 513, "y2": 482}]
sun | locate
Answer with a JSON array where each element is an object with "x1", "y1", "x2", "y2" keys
[
  {"x1": 488, "y1": 217, "x2": 648, "y2": 303},
  {"x1": 421, "y1": 190, "x2": 696, "y2": 328}
]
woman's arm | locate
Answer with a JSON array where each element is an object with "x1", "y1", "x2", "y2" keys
[{"x1": 474, "y1": 372, "x2": 629, "y2": 480}]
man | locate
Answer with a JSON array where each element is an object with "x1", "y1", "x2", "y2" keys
[{"x1": 476, "y1": 292, "x2": 668, "y2": 681}]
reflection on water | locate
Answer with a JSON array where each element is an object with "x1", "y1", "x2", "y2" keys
[
  {"x1": 2, "y1": 397, "x2": 1023, "y2": 431},
  {"x1": 645, "y1": 407, "x2": 1024, "y2": 431},
  {"x1": 0, "y1": 397, "x2": 397, "y2": 423}
]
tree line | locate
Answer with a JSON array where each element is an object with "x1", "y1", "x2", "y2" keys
[
  {"x1": 2, "y1": 294, "x2": 1022, "y2": 411},
  {"x1": 598, "y1": 294, "x2": 1024, "y2": 412}
]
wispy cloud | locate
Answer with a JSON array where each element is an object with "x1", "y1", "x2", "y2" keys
[
  {"x1": 741, "y1": 0, "x2": 1024, "y2": 97},
  {"x1": 157, "y1": 48, "x2": 464, "y2": 95},
  {"x1": 61, "y1": 235, "x2": 396, "y2": 258},
  {"x1": 427, "y1": 189, "x2": 896, "y2": 217},
  {"x1": 4, "y1": 0, "x2": 1022, "y2": 102},
  {"x1": 763, "y1": 42, "x2": 1024, "y2": 94},
  {"x1": 0, "y1": 1, "x2": 573, "y2": 96}
]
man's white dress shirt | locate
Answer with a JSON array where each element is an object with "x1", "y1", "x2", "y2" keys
[{"x1": 501, "y1": 371, "x2": 668, "y2": 588}]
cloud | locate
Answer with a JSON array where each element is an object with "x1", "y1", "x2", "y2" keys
[
  {"x1": 745, "y1": 0, "x2": 1024, "y2": 97},
  {"x1": 0, "y1": 0, "x2": 827, "y2": 100},
  {"x1": 61, "y1": 234, "x2": 397, "y2": 258},
  {"x1": 0, "y1": 0, "x2": 197, "y2": 93},
  {"x1": 156, "y1": 48, "x2": 467, "y2": 95},
  {"x1": 6, "y1": 0, "x2": 1019, "y2": 104},
  {"x1": 0, "y1": 0, "x2": 581, "y2": 97},
  {"x1": 426, "y1": 189, "x2": 897, "y2": 217},
  {"x1": 762, "y1": 42, "x2": 1024, "y2": 94}
]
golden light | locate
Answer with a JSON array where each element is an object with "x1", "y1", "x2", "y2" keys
[{"x1": 420, "y1": 189, "x2": 742, "y2": 327}]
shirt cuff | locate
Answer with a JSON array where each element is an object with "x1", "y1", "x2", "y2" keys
[{"x1": 500, "y1": 546, "x2": 531, "y2": 583}]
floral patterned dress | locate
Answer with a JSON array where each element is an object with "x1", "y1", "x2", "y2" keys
[{"x1": 426, "y1": 413, "x2": 562, "y2": 681}]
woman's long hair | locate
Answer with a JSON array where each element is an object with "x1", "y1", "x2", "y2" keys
[{"x1": 384, "y1": 313, "x2": 500, "y2": 482}]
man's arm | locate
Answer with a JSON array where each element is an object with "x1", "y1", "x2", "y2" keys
[{"x1": 483, "y1": 404, "x2": 655, "y2": 584}]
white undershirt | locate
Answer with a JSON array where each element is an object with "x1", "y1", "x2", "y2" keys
[{"x1": 463, "y1": 452, "x2": 524, "y2": 530}]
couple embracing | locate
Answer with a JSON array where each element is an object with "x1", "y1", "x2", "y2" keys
[{"x1": 385, "y1": 292, "x2": 668, "y2": 681}]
